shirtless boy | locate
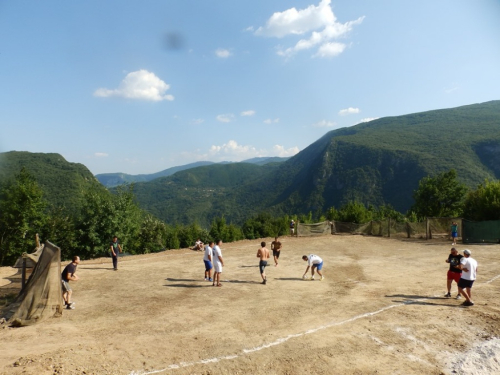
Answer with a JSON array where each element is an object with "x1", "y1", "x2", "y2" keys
[
  {"x1": 271, "y1": 236, "x2": 282, "y2": 267},
  {"x1": 257, "y1": 241, "x2": 270, "y2": 285}
]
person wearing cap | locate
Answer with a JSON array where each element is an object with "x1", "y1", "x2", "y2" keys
[
  {"x1": 457, "y1": 249, "x2": 478, "y2": 306},
  {"x1": 290, "y1": 220, "x2": 295, "y2": 236},
  {"x1": 445, "y1": 247, "x2": 463, "y2": 299}
]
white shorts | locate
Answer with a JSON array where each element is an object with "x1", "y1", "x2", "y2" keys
[{"x1": 214, "y1": 261, "x2": 223, "y2": 273}]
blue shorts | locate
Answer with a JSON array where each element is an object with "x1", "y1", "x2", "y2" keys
[
  {"x1": 204, "y1": 260, "x2": 213, "y2": 271},
  {"x1": 452, "y1": 232, "x2": 458, "y2": 238},
  {"x1": 312, "y1": 261, "x2": 323, "y2": 271}
]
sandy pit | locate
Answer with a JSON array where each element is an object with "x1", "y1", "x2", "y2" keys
[{"x1": 1, "y1": 235, "x2": 499, "y2": 375}]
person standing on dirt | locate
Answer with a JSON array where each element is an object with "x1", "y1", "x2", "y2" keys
[
  {"x1": 302, "y1": 254, "x2": 324, "y2": 281},
  {"x1": 110, "y1": 236, "x2": 122, "y2": 271},
  {"x1": 271, "y1": 236, "x2": 282, "y2": 267},
  {"x1": 457, "y1": 249, "x2": 478, "y2": 307},
  {"x1": 451, "y1": 222, "x2": 459, "y2": 245},
  {"x1": 212, "y1": 239, "x2": 224, "y2": 287},
  {"x1": 257, "y1": 242, "x2": 270, "y2": 284},
  {"x1": 61, "y1": 256, "x2": 80, "y2": 309},
  {"x1": 203, "y1": 241, "x2": 214, "y2": 282},
  {"x1": 444, "y1": 247, "x2": 463, "y2": 299},
  {"x1": 290, "y1": 220, "x2": 295, "y2": 236}
]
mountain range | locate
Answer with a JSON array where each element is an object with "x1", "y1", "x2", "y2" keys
[
  {"x1": 95, "y1": 157, "x2": 290, "y2": 188},
  {"x1": 1, "y1": 100, "x2": 499, "y2": 227}
]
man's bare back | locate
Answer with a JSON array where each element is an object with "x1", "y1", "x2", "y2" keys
[{"x1": 257, "y1": 246, "x2": 270, "y2": 260}]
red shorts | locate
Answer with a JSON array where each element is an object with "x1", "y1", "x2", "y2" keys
[{"x1": 447, "y1": 270, "x2": 462, "y2": 283}]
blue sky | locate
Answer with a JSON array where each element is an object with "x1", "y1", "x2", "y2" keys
[{"x1": 1, "y1": 0, "x2": 499, "y2": 175}]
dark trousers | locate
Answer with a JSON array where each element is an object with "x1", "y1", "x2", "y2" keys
[{"x1": 112, "y1": 254, "x2": 118, "y2": 269}]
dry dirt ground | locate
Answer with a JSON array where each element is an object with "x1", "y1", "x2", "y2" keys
[{"x1": 0, "y1": 235, "x2": 499, "y2": 375}]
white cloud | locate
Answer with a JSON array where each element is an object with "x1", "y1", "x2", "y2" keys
[
  {"x1": 178, "y1": 140, "x2": 300, "y2": 163},
  {"x1": 313, "y1": 42, "x2": 346, "y2": 57},
  {"x1": 255, "y1": 0, "x2": 335, "y2": 38},
  {"x1": 215, "y1": 48, "x2": 232, "y2": 58},
  {"x1": 273, "y1": 145, "x2": 300, "y2": 157},
  {"x1": 241, "y1": 110, "x2": 256, "y2": 116},
  {"x1": 357, "y1": 117, "x2": 378, "y2": 124},
  {"x1": 216, "y1": 114, "x2": 234, "y2": 123},
  {"x1": 209, "y1": 140, "x2": 260, "y2": 159},
  {"x1": 255, "y1": 0, "x2": 364, "y2": 58},
  {"x1": 312, "y1": 120, "x2": 336, "y2": 128},
  {"x1": 339, "y1": 107, "x2": 360, "y2": 116},
  {"x1": 191, "y1": 118, "x2": 204, "y2": 125},
  {"x1": 94, "y1": 152, "x2": 108, "y2": 157},
  {"x1": 94, "y1": 70, "x2": 174, "y2": 101},
  {"x1": 263, "y1": 118, "x2": 280, "y2": 124}
]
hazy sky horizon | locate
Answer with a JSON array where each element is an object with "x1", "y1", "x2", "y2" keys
[{"x1": 1, "y1": 0, "x2": 499, "y2": 175}]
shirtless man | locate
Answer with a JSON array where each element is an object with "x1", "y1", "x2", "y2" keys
[
  {"x1": 257, "y1": 241, "x2": 270, "y2": 285},
  {"x1": 271, "y1": 236, "x2": 282, "y2": 267}
]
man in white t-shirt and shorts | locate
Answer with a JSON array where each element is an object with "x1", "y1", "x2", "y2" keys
[
  {"x1": 212, "y1": 239, "x2": 224, "y2": 287},
  {"x1": 203, "y1": 241, "x2": 214, "y2": 282},
  {"x1": 302, "y1": 254, "x2": 324, "y2": 281},
  {"x1": 457, "y1": 249, "x2": 478, "y2": 307}
]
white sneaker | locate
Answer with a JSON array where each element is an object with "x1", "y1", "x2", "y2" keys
[
  {"x1": 456, "y1": 294, "x2": 461, "y2": 300},
  {"x1": 311, "y1": 276, "x2": 315, "y2": 280},
  {"x1": 320, "y1": 276, "x2": 324, "y2": 281}
]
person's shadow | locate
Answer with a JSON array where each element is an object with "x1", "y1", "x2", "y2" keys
[{"x1": 385, "y1": 294, "x2": 462, "y2": 307}]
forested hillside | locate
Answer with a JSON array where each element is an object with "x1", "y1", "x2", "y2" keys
[
  {"x1": 0, "y1": 151, "x2": 102, "y2": 211},
  {"x1": 130, "y1": 100, "x2": 500, "y2": 226}
]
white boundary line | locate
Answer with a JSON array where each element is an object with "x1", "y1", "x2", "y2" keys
[
  {"x1": 130, "y1": 273, "x2": 500, "y2": 375},
  {"x1": 129, "y1": 304, "x2": 401, "y2": 375},
  {"x1": 485, "y1": 274, "x2": 500, "y2": 284}
]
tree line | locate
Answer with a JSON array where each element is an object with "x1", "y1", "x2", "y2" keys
[{"x1": 1, "y1": 168, "x2": 499, "y2": 266}]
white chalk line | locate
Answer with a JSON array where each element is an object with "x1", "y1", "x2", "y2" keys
[
  {"x1": 130, "y1": 274, "x2": 500, "y2": 375},
  {"x1": 129, "y1": 304, "x2": 400, "y2": 375},
  {"x1": 485, "y1": 274, "x2": 500, "y2": 284}
]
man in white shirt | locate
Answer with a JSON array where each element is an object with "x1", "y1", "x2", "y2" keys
[
  {"x1": 193, "y1": 238, "x2": 204, "y2": 251},
  {"x1": 203, "y1": 241, "x2": 214, "y2": 282},
  {"x1": 302, "y1": 254, "x2": 324, "y2": 281},
  {"x1": 458, "y1": 249, "x2": 478, "y2": 307},
  {"x1": 212, "y1": 240, "x2": 224, "y2": 287}
]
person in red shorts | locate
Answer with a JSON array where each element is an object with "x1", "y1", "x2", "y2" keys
[{"x1": 444, "y1": 247, "x2": 463, "y2": 299}]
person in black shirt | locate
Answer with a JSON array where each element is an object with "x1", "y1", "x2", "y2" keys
[
  {"x1": 444, "y1": 247, "x2": 462, "y2": 299},
  {"x1": 62, "y1": 256, "x2": 80, "y2": 309}
]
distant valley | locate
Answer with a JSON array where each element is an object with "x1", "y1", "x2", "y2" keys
[{"x1": 1, "y1": 100, "x2": 499, "y2": 228}]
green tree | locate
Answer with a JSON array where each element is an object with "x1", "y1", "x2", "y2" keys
[
  {"x1": 138, "y1": 215, "x2": 167, "y2": 253},
  {"x1": 336, "y1": 201, "x2": 373, "y2": 223},
  {"x1": 112, "y1": 185, "x2": 143, "y2": 253},
  {"x1": 76, "y1": 183, "x2": 116, "y2": 259},
  {"x1": 373, "y1": 204, "x2": 405, "y2": 222},
  {"x1": 42, "y1": 206, "x2": 77, "y2": 261},
  {"x1": 0, "y1": 168, "x2": 47, "y2": 266},
  {"x1": 463, "y1": 180, "x2": 500, "y2": 221},
  {"x1": 411, "y1": 169, "x2": 467, "y2": 218}
]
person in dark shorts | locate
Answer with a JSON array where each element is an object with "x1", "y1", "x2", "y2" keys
[
  {"x1": 61, "y1": 256, "x2": 80, "y2": 309},
  {"x1": 257, "y1": 241, "x2": 270, "y2": 285},
  {"x1": 110, "y1": 236, "x2": 122, "y2": 270},
  {"x1": 457, "y1": 249, "x2": 478, "y2": 307},
  {"x1": 445, "y1": 247, "x2": 463, "y2": 299},
  {"x1": 271, "y1": 236, "x2": 282, "y2": 267}
]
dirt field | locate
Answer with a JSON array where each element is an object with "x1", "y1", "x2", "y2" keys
[{"x1": 1, "y1": 235, "x2": 499, "y2": 375}]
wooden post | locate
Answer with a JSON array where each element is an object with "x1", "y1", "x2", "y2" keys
[
  {"x1": 426, "y1": 217, "x2": 430, "y2": 240},
  {"x1": 406, "y1": 222, "x2": 411, "y2": 238},
  {"x1": 388, "y1": 218, "x2": 391, "y2": 238},
  {"x1": 21, "y1": 257, "x2": 27, "y2": 291}
]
